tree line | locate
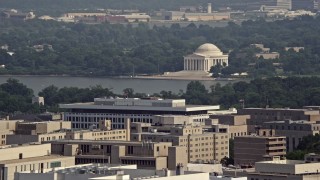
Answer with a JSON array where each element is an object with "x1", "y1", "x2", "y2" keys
[
  {"x1": 2, "y1": 76, "x2": 320, "y2": 115},
  {"x1": 1, "y1": 16, "x2": 320, "y2": 77}
]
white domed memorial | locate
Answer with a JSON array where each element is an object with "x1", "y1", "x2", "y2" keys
[{"x1": 184, "y1": 43, "x2": 228, "y2": 71}]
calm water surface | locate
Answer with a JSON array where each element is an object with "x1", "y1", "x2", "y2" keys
[{"x1": 0, "y1": 76, "x2": 239, "y2": 95}]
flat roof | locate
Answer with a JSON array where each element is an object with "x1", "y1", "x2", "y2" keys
[
  {"x1": 51, "y1": 139, "x2": 172, "y2": 145},
  {"x1": 0, "y1": 155, "x2": 73, "y2": 165},
  {"x1": 242, "y1": 108, "x2": 317, "y2": 112},
  {"x1": 59, "y1": 103, "x2": 220, "y2": 112},
  {"x1": 235, "y1": 135, "x2": 285, "y2": 139}
]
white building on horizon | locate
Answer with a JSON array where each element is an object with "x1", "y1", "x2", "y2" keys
[{"x1": 183, "y1": 43, "x2": 228, "y2": 72}]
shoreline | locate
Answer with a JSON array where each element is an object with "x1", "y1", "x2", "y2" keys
[{"x1": 0, "y1": 74, "x2": 240, "y2": 81}]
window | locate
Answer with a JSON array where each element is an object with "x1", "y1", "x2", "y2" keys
[{"x1": 50, "y1": 161, "x2": 61, "y2": 168}]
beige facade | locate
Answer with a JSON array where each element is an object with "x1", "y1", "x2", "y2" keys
[
  {"x1": 248, "y1": 160, "x2": 320, "y2": 180},
  {"x1": 208, "y1": 115, "x2": 254, "y2": 139},
  {"x1": 250, "y1": 44, "x2": 270, "y2": 53},
  {"x1": 6, "y1": 132, "x2": 66, "y2": 145},
  {"x1": 163, "y1": 11, "x2": 230, "y2": 21},
  {"x1": 0, "y1": 120, "x2": 22, "y2": 146},
  {"x1": 153, "y1": 115, "x2": 194, "y2": 126},
  {"x1": 0, "y1": 143, "x2": 75, "y2": 180},
  {"x1": 262, "y1": 120, "x2": 320, "y2": 152},
  {"x1": 15, "y1": 163, "x2": 210, "y2": 180},
  {"x1": 7, "y1": 120, "x2": 130, "y2": 145},
  {"x1": 234, "y1": 135, "x2": 286, "y2": 166},
  {"x1": 131, "y1": 125, "x2": 229, "y2": 163},
  {"x1": 51, "y1": 140, "x2": 185, "y2": 170},
  {"x1": 237, "y1": 108, "x2": 320, "y2": 125},
  {"x1": 0, "y1": 120, "x2": 20, "y2": 132},
  {"x1": 255, "y1": 52, "x2": 280, "y2": 59},
  {"x1": 285, "y1": 46, "x2": 304, "y2": 52},
  {"x1": 15, "y1": 121, "x2": 71, "y2": 135},
  {"x1": 0, "y1": 130, "x2": 13, "y2": 146},
  {"x1": 184, "y1": 43, "x2": 228, "y2": 72}
]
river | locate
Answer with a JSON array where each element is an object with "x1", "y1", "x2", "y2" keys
[{"x1": 0, "y1": 76, "x2": 242, "y2": 95}]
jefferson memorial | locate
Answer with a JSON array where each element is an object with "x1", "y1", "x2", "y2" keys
[{"x1": 184, "y1": 43, "x2": 229, "y2": 72}]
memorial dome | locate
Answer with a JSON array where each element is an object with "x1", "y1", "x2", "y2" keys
[{"x1": 194, "y1": 43, "x2": 223, "y2": 56}]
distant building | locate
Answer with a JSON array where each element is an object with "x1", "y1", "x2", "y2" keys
[
  {"x1": 1, "y1": 10, "x2": 35, "y2": 20},
  {"x1": 63, "y1": 13, "x2": 107, "y2": 18},
  {"x1": 32, "y1": 96, "x2": 44, "y2": 105},
  {"x1": 163, "y1": 11, "x2": 230, "y2": 21},
  {"x1": 184, "y1": 43, "x2": 229, "y2": 72},
  {"x1": 60, "y1": 97, "x2": 219, "y2": 129},
  {"x1": 285, "y1": 46, "x2": 304, "y2": 52},
  {"x1": 248, "y1": 159, "x2": 320, "y2": 179},
  {"x1": 234, "y1": 133, "x2": 286, "y2": 166},
  {"x1": 291, "y1": 0, "x2": 315, "y2": 10},
  {"x1": 237, "y1": 108, "x2": 320, "y2": 126},
  {"x1": 255, "y1": 52, "x2": 280, "y2": 59},
  {"x1": 250, "y1": 44, "x2": 270, "y2": 53}
]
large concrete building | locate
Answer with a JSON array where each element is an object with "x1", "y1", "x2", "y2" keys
[
  {"x1": 237, "y1": 108, "x2": 320, "y2": 126},
  {"x1": 15, "y1": 163, "x2": 209, "y2": 180},
  {"x1": 6, "y1": 120, "x2": 130, "y2": 145},
  {"x1": 234, "y1": 134, "x2": 286, "y2": 166},
  {"x1": 262, "y1": 120, "x2": 320, "y2": 152},
  {"x1": 0, "y1": 143, "x2": 75, "y2": 180},
  {"x1": 131, "y1": 124, "x2": 229, "y2": 164},
  {"x1": 183, "y1": 43, "x2": 229, "y2": 72},
  {"x1": 0, "y1": 119, "x2": 22, "y2": 146},
  {"x1": 50, "y1": 139, "x2": 186, "y2": 170},
  {"x1": 60, "y1": 97, "x2": 219, "y2": 129},
  {"x1": 208, "y1": 114, "x2": 253, "y2": 139},
  {"x1": 248, "y1": 159, "x2": 320, "y2": 179}
]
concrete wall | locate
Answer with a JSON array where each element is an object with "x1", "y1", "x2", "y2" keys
[
  {"x1": 0, "y1": 120, "x2": 19, "y2": 131},
  {"x1": 2, "y1": 156, "x2": 75, "y2": 180},
  {"x1": 168, "y1": 146, "x2": 188, "y2": 170},
  {"x1": 0, "y1": 144, "x2": 51, "y2": 161}
]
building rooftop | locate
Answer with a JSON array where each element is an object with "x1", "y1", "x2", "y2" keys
[
  {"x1": 0, "y1": 155, "x2": 73, "y2": 165},
  {"x1": 17, "y1": 163, "x2": 209, "y2": 179},
  {"x1": 60, "y1": 102, "x2": 220, "y2": 112},
  {"x1": 51, "y1": 139, "x2": 172, "y2": 146}
]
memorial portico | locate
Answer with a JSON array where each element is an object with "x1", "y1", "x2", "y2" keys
[{"x1": 183, "y1": 43, "x2": 229, "y2": 72}]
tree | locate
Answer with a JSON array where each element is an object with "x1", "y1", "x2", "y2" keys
[{"x1": 123, "y1": 88, "x2": 134, "y2": 98}]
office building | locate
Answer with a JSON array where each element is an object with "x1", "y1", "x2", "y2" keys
[
  {"x1": 0, "y1": 119, "x2": 22, "y2": 146},
  {"x1": 131, "y1": 124, "x2": 229, "y2": 163},
  {"x1": 234, "y1": 134, "x2": 286, "y2": 166},
  {"x1": 7, "y1": 120, "x2": 130, "y2": 145},
  {"x1": 50, "y1": 139, "x2": 186, "y2": 170},
  {"x1": 237, "y1": 108, "x2": 320, "y2": 126},
  {"x1": 291, "y1": 0, "x2": 315, "y2": 10},
  {"x1": 208, "y1": 114, "x2": 253, "y2": 138},
  {"x1": 0, "y1": 143, "x2": 75, "y2": 180},
  {"x1": 248, "y1": 159, "x2": 320, "y2": 179},
  {"x1": 15, "y1": 163, "x2": 209, "y2": 180},
  {"x1": 262, "y1": 120, "x2": 320, "y2": 152},
  {"x1": 60, "y1": 97, "x2": 219, "y2": 129}
]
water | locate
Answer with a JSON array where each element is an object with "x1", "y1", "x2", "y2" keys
[{"x1": 0, "y1": 75, "x2": 238, "y2": 95}]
